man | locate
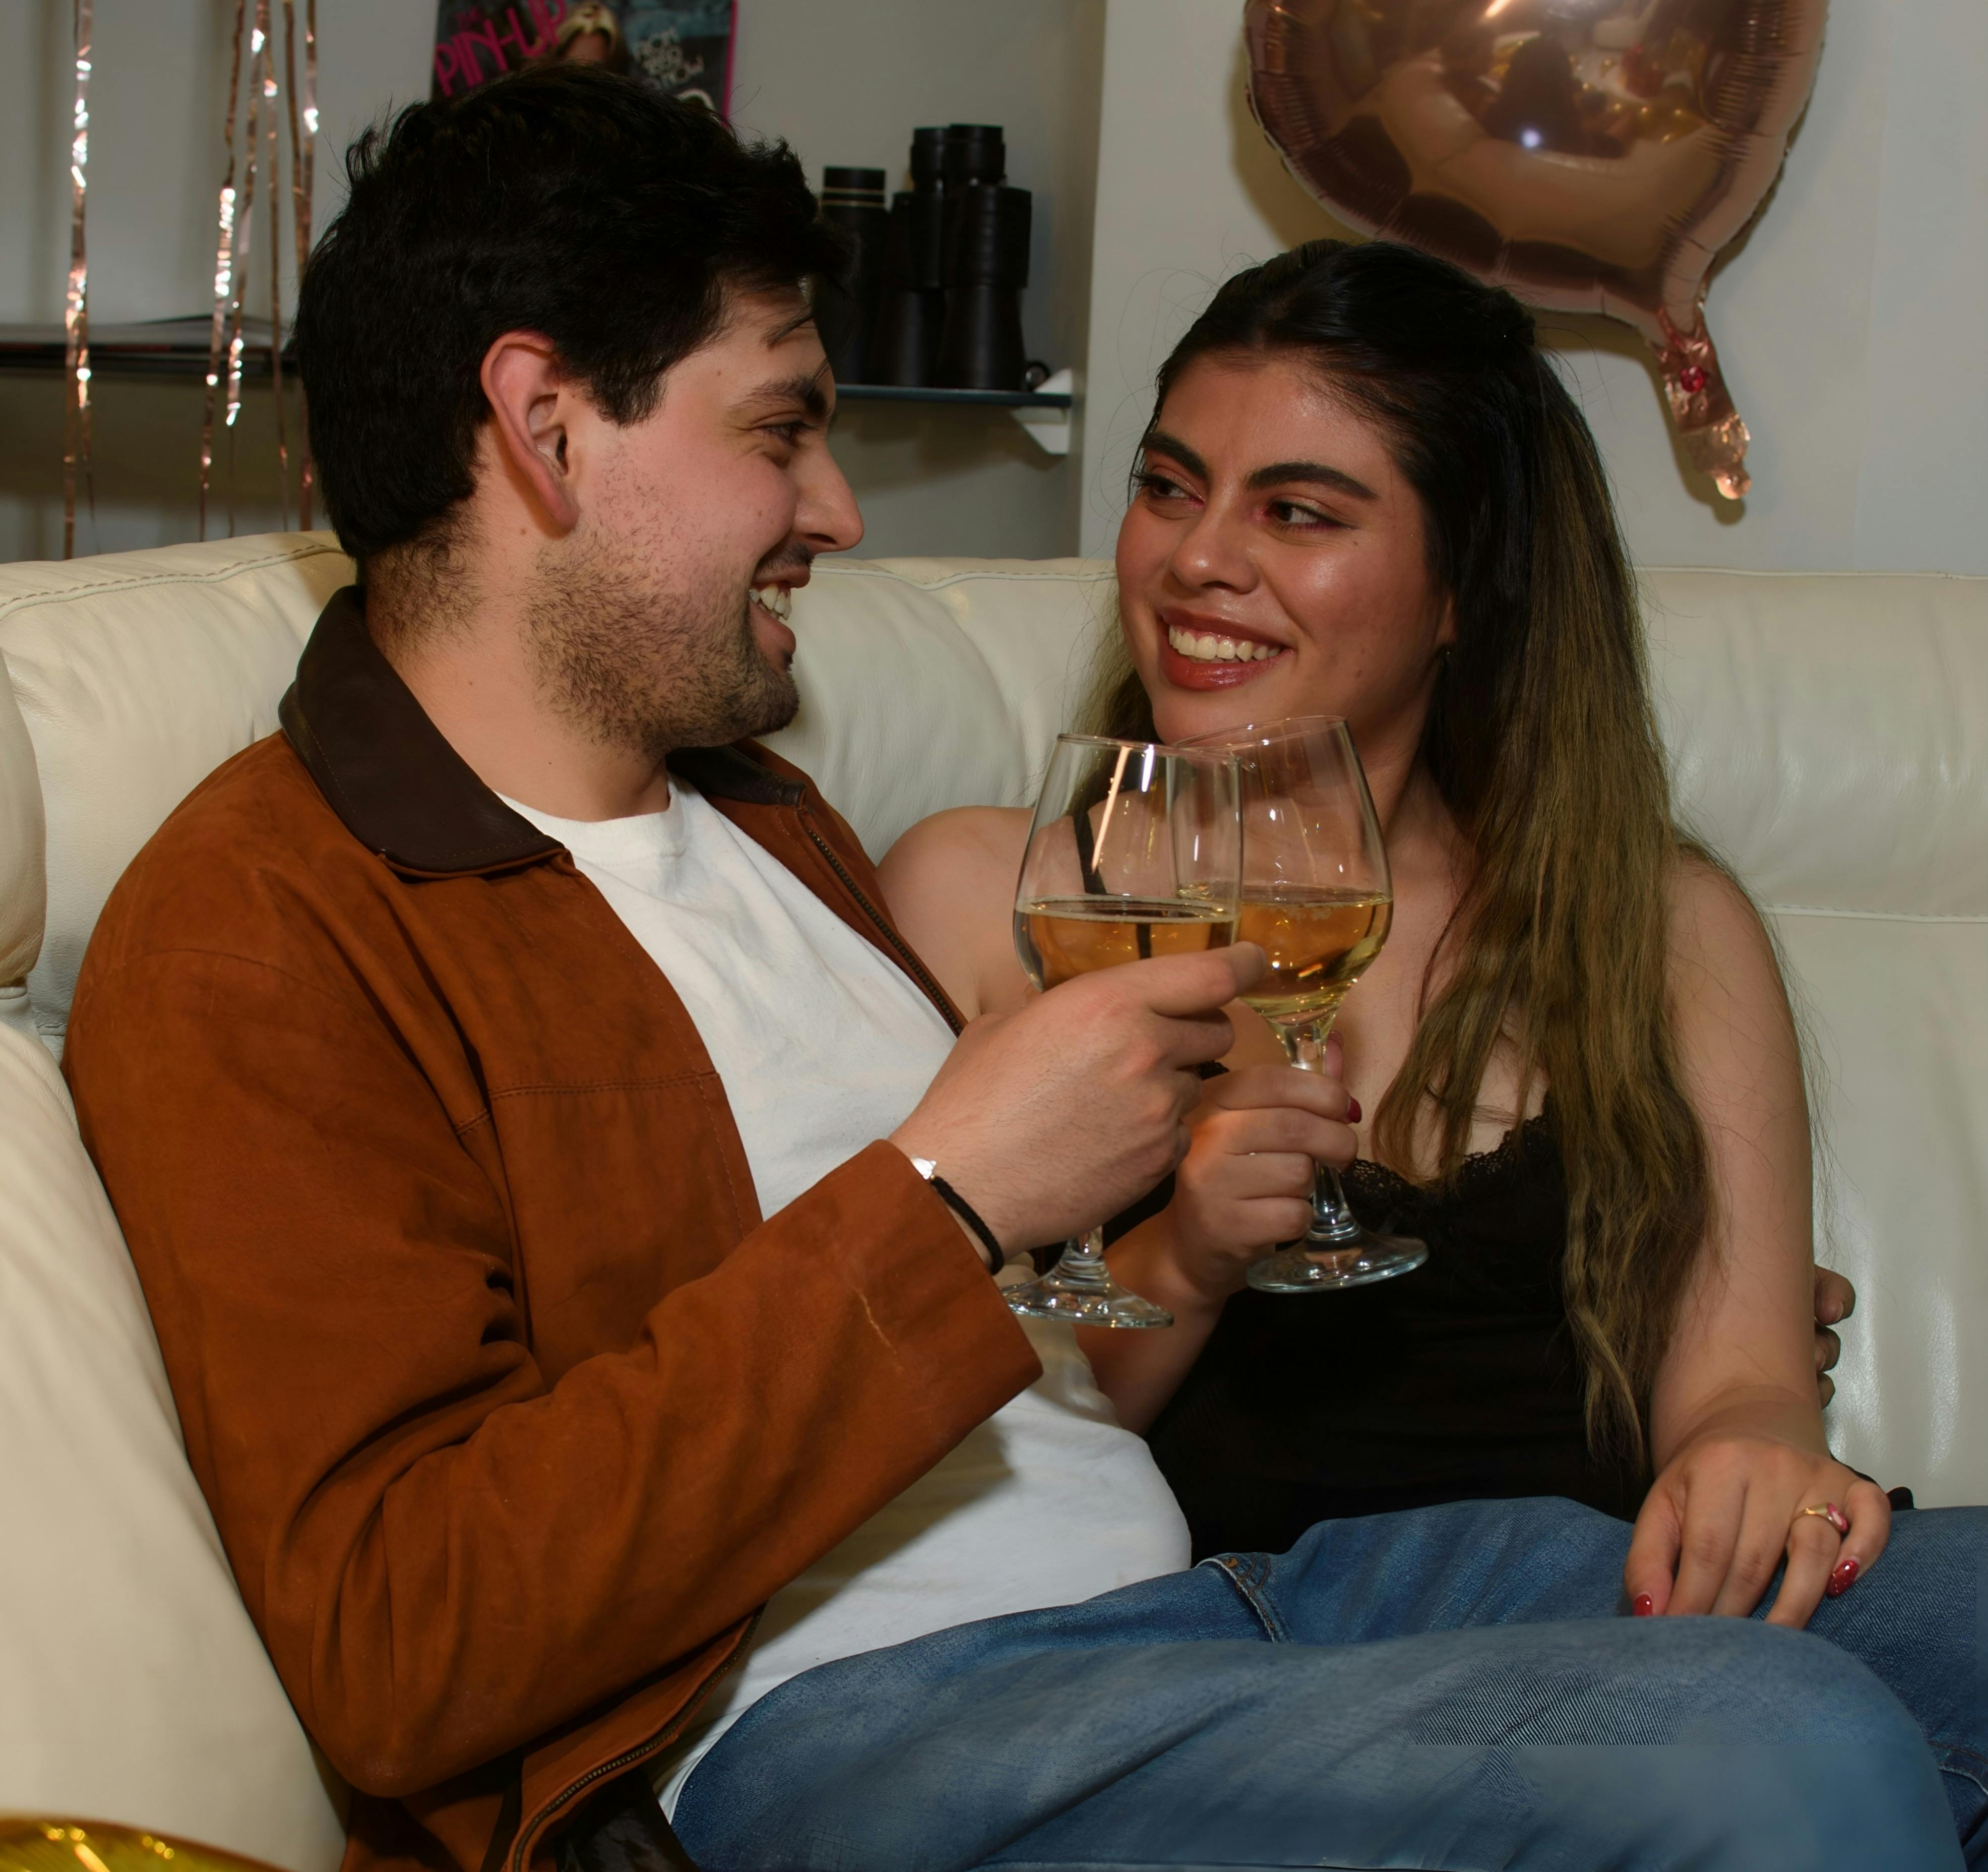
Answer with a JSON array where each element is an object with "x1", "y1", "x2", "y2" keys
[{"x1": 65, "y1": 68, "x2": 1968, "y2": 1872}]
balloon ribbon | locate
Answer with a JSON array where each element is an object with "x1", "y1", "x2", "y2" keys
[{"x1": 1655, "y1": 311, "x2": 1751, "y2": 502}]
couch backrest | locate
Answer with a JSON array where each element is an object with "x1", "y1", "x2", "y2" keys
[
  {"x1": 0, "y1": 537, "x2": 1114, "y2": 1052},
  {"x1": 0, "y1": 1020, "x2": 346, "y2": 1869},
  {"x1": 0, "y1": 538, "x2": 350, "y2": 1052},
  {"x1": 1, "y1": 535, "x2": 1983, "y2": 1517}
]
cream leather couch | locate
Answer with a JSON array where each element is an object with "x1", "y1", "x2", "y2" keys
[{"x1": 2, "y1": 533, "x2": 1984, "y2": 1866}]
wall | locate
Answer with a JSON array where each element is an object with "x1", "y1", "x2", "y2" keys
[
  {"x1": 0, "y1": 0, "x2": 1103, "y2": 564},
  {"x1": 0, "y1": 0, "x2": 438, "y2": 560},
  {"x1": 1078, "y1": 0, "x2": 1988, "y2": 574}
]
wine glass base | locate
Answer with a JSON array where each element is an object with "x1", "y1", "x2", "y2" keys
[
  {"x1": 1004, "y1": 1272, "x2": 1174, "y2": 1328},
  {"x1": 1248, "y1": 1229, "x2": 1427, "y2": 1294}
]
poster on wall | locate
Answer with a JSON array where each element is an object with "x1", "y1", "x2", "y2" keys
[
  {"x1": 432, "y1": 2, "x2": 736, "y2": 115},
  {"x1": 622, "y1": 3, "x2": 735, "y2": 112}
]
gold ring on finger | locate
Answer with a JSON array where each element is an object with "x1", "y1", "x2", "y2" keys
[{"x1": 1795, "y1": 1501, "x2": 1850, "y2": 1538}]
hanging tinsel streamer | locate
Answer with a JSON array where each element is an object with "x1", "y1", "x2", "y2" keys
[
  {"x1": 61, "y1": 0, "x2": 94, "y2": 559},
  {"x1": 199, "y1": 0, "x2": 248, "y2": 540},
  {"x1": 221, "y1": 1, "x2": 272, "y2": 537},
  {"x1": 282, "y1": 0, "x2": 318, "y2": 528},
  {"x1": 262, "y1": 13, "x2": 288, "y2": 531},
  {"x1": 199, "y1": 0, "x2": 315, "y2": 538}
]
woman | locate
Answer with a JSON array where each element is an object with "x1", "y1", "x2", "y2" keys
[{"x1": 882, "y1": 238, "x2": 1886, "y2": 1635}]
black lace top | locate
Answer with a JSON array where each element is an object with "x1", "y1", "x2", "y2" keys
[{"x1": 1137, "y1": 1105, "x2": 1643, "y2": 1560}]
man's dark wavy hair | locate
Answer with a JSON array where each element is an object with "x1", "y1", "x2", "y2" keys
[{"x1": 293, "y1": 64, "x2": 840, "y2": 569}]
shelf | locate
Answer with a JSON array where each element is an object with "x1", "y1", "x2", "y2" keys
[
  {"x1": 835, "y1": 383, "x2": 1072, "y2": 409},
  {"x1": 839, "y1": 368, "x2": 1076, "y2": 455},
  {"x1": 0, "y1": 318, "x2": 290, "y2": 382},
  {"x1": 0, "y1": 323, "x2": 1079, "y2": 454}
]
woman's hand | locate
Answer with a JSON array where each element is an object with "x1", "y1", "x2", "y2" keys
[
  {"x1": 1624, "y1": 1418, "x2": 1891, "y2": 1629},
  {"x1": 1162, "y1": 1052, "x2": 1358, "y2": 1307},
  {"x1": 1078, "y1": 1049, "x2": 1358, "y2": 1434}
]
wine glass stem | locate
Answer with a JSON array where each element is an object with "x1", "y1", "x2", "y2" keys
[
  {"x1": 1049, "y1": 1225, "x2": 1112, "y2": 1286},
  {"x1": 1276, "y1": 1013, "x2": 1363, "y2": 1244}
]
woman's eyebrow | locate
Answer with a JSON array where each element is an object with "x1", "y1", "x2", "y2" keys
[
  {"x1": 1140, "y1": 431, "x2": 1378, "y2": 503},
  {"x1": 1139, "y1": 430, "x2": 1210, "y2": 480},
  {"x1": 1245, "y1": 460, "x2": 1378, "y2": 501}
]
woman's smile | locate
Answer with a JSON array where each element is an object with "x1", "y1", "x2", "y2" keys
[{"x1": 1157, "y1": 607, "x2": 1292, "y2": 689}]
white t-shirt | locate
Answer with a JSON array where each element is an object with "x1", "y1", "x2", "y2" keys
[{"x1": 503, "y1": 784, "x2": 1190, "y2": 1814}]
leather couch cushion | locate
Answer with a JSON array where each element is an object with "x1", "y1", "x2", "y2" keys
[
  {"x1": 0, "y1": 652, "x2": 44, "y2": 1026},
  {"x1": 1643, "y1": 570, "x2": 1988, "y2": 1504},
  {"x1": 766, "y1": 555, "x2": 1117, "y2": 860},
  {"x1": 0, "y1": 538, "x2": 350, "y2": 1055},
  {"x1": 1648, "y1": 568, "x2": 1988, "y2": 918},
  {"x1": 0, "y1": 1022, "x2": 345, "y2": 1870}
]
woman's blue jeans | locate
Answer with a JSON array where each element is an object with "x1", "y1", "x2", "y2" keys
[{"x1": 674, "y1": 1497, "x2": 1986, "y2": 1871}]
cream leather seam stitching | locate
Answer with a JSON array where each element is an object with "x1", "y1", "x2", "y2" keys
[
  {"x1": 0, "y1": 542, "x2": 343, "y2": 620},
  {"x1": 1762, "y1": 904, "x2": 1988, "y2": 924},
  {"x1": 1642, "y1": 564, "x2": 1988, "y2": 585}
]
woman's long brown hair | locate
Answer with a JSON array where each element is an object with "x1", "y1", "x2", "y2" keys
[{"x1": 1086, "y1": 239, "x2": 1713, "y2": 1471}]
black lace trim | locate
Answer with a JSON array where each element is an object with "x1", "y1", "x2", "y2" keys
[{"x1": 1344, "y1": 1103, "x2": 1558, "y2": 1214}]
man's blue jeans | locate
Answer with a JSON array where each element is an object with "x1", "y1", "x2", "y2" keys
[{"x1": 675, "y1": 1497, "x2": 1986, "y2": 1871}]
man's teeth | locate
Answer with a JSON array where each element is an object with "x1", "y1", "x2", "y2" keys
[
  {"x1": 751, "y1": 585, "x2": 793, "y2": 622},
  {"x1": 1167, "y1": 625, "x2": 1279, "y2": 663}
]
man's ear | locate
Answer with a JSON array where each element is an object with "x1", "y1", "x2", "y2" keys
[{"x1": 481, "y1": 332, "x2": 581, "y2": 532}]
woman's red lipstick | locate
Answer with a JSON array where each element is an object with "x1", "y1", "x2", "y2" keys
[{"x1": 1157, "y1": 615, "x2": 1289, "y2": 691}]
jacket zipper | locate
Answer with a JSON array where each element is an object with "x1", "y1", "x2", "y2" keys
[
  {"x1": 799, "y1": 811, "x2": 965, "y2": 1037},
  {"x1": 507, "y1": 1611, "x2": 760, "y2": 1872}
]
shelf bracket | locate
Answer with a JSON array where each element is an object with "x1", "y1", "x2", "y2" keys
[{"x1": 1010, "y1": 369, "x2": 1075, "y2": 456}]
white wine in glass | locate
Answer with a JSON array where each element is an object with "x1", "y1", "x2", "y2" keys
[
  {"x1": 1235, "y1": 888, "x2": 1393, "y2": 1025},
  {"x1": 1006, "y1": 735, "x2": 1244, "y2": 1327},
  {"x1": 1188, "y1": 716, "x2": 1427, "y2": 1293},
  {"x1": 1018, "y1": 896, "x2": 1237, "y2": 981}
]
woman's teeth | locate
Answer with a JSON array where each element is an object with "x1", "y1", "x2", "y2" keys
[
  {"x1": 1167, "y1": 625, "x2": 1279, "y2": 663},
  {"x1": 751, "y1": 584, "x2": 793, "y2": 622}
]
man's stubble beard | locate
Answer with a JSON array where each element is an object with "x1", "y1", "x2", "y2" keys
[{"x1": 524, "y1": 527, "x2": 800, "y2": 764}]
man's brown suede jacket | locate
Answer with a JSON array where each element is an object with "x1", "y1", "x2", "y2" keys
[{"x1": 64, "y1": 589, "x2": 1040, "y2": 1872}]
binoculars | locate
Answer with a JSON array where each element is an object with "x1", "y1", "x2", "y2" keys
[{"x1": 817, "y1": 125, "x2": 1036, "y2": 393}]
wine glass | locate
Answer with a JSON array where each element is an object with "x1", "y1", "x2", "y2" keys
[
  {"x1": 1007, "y1": 733, "x2": 1244, "y2": 1327},
  {"x1": 1187, "y1": 715, "x2": 1427, "y2": 1293}
]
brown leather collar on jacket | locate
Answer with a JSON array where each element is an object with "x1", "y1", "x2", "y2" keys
[{"x1": 64, "y1": 588, "x2": 1038, "y2": 1872}]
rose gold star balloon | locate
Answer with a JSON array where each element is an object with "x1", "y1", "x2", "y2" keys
[{"x1": 1244, "y1": 0, "x2": 1828, "y2": 499}]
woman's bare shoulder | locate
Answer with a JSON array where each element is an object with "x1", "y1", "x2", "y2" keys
[
  {"x1": 879, "y1": 807, "x2": 1032, "y2": 1018},
  {"x1": 1664, "y1": 852, "x2": 1805, "y2": 1136},
  {"x1": 1665, "y1": 853, "x2": 1787, "y2": 1010},
  {"x1": 880, "y1": 805, "x2": 1031, "y2": 899}
]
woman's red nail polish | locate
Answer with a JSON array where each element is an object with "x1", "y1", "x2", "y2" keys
[
  {"x1": 1632, "y1": 1593, "x2": 1654, "y2": 1617},
  {"x1": 1347, "y1": 1097, "x2": 1362, "y2": 1123},
  {"x1": 1826, "y1": 1557, "x2": 1860, "y2": 1598}
]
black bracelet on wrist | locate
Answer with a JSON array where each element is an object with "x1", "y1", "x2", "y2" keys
[{"x1": 909, "y1": 1158, "x2": 1006, "y2": 1274}]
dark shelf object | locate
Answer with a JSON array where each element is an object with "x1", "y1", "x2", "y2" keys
[
  {"x1": 836, "y1": 383, "x2": 1071, "y2": 409},
  {"x1": 0, "y1": 318, "x2": 295, "y2": 381}
]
